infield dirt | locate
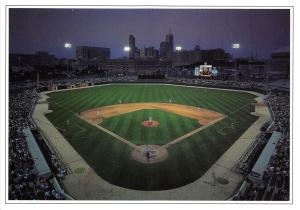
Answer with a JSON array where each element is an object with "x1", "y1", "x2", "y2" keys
[
  {"x1": 79, "y1": 102, "x2": 224, "y2": 126},
  {"x1": 79, "y1": 102, "x2": 225, "y2": 164}
]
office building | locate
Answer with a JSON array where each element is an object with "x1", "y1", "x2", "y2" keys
[
  {"x1": 76, "y1": 46, "x2": 110, "y2": 60},
  {"x1": 160, "y1": 41, "x2": 170, "y2": 59},
  {"x1": 10, "y1": 51, "x2": 57, "y2": 67},
  {"x1": 267, "y1": 46, "x2": 290, "y2": 79},
  {"x1": 140, "y1": 47, "x2": 159, "y2": 59},
  {"x1": 170, "y1": 48, "x2": 231, "y2": 67}
]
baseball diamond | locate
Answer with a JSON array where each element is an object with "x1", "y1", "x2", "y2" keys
[
  {"x1": 8, "y1": 8, "x2": 291, "y2": 202},
  {"x1": 40, "y1": 84, "x2": 260, "y2": 192}
]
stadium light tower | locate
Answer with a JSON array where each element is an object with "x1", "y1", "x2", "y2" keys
[
  {"x1": 232, "y1": 43, "x2": 240, "y2": 83},
  {"x1": 123, "y1": 46, "x2": 131, "y2": 76},
  {"x1": 64, "y1": 42, "x2": 72, "y2": 49},
  {"x1": 175, "y1": 46, "x2": 182, "y2": 79},
  {"x1": 124, "y1": 46, "x2": 130, "y2": 53},
  {"x1": 64, "y1": 42, "x2": 73, "y2": 76}
]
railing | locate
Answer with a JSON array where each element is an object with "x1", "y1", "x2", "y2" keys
[{"x1": 50, "y1": 177, "x2": 74, "y2": 200}]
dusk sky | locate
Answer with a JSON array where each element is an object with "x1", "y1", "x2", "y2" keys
[{"x1": 9, "y1": 9, "x2": 290, "y2": 59}]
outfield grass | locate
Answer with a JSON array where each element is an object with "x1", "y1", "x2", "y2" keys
[
  {"x1": 100, "y1": 109, "x2": 201, "y2": 145},
  {"x1": 46, "y1": 84, "x2": 258, "y2": 190}
]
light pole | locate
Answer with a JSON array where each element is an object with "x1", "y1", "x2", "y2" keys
[
  {"x1": 64, "y1": 42, "x2": 72, "y2": 76},
  {"x1": 175, "y1": 46, "x2": 182, "y2": 80},
  {"x1": 265, "y1": 67, "x2": 269, "y2": 95},
  {"x1": 123, "y1": 46, "x2": 130, "y2": 76},
  {"x1": 232, "y1": 43, "x2": 240, "y2": 83}
]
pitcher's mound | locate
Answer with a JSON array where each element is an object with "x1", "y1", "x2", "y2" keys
[{"x1": 142, "y1": 120, "x2": 160, "y2": 127}]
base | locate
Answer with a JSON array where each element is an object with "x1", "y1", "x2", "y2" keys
[{"x1": 131, "y1": 145, "x2": 168, "y2": 164}]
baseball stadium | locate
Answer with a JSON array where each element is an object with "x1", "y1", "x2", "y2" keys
[
  {"x1": 8, "y1": 8, "x2": 291, "y2": 202},
  {"x1": 9, "y1": 77, "x2": 290, "y2": 201},
  {"x1": 28, "y1": 82, "x2": 271, "y2": 200}
]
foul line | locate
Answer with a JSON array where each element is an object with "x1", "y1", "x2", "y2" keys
[
  {"x1": 76, "y1": 114, "x2": 137, "y2": 149},
  {"x1": 55, "y1": 100, "x2": 254, "y2": 151},
  {"x1": 77, "y1": 113, "x2": 226, "y2": 150},
  {"x1": 163, "y1": 116, "x2": 226, "y2": 148},
  {"x1": 74, "y1": 100, "x2": 260, "y2": 151},
  {"x1": 48, "y1": 99, "x2": 256, "y2": 154}
]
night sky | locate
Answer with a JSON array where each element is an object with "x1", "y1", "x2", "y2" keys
[{"x1": 9, "y1": 9, "x2": 290, "y2": 59}]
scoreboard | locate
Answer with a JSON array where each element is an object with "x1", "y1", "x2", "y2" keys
[
  {"x1": 194, "y1": 62, "x2": 218, "y2": 77},
  {"x1": 200, "y1": 63, "x2": 213, "y2": 77}
]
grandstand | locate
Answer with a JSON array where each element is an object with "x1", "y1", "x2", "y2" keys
[
  {"x1": 9, "y1": 88, "x2": 68, "y2": 200},
  {"x1": 8, "y1": 75, "x2": 290, "y2": 201}
]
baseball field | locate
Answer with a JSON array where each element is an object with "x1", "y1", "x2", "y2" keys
[{"x1": 46, "y1": 84, "x2": 258, "y2": 191}]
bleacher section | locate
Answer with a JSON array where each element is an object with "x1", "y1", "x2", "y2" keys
[{"x1": 232, "y1": 90, "x2": 289, "y2": 201}]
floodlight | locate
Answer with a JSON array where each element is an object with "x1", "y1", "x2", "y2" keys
[
  {"x1": 232, "y1": 43, "x2": 240, "y2": 49},
  {"x1": 64, "y1": 42, "x2": 72, "y2": 48},
  {"x1": 175, "y1": 46, "x2": 182, "y2": 51},
  {"x1": 124, "y1": 46, "x2": 131, "y2": 52}
]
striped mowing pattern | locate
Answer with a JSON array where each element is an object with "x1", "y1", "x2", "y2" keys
[{"x1": 46, "y1": 84, "x2": 258, "y2": 191}]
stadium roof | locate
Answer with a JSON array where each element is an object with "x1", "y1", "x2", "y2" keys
[
  {"x1": 23, "y1": 128, "x2": 52, "y2": 178},
  {"x1": 250, "y1": 131, "x2": 282, "y2": 180}
]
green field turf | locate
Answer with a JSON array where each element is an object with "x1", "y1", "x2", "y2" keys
[
  {"x1": 46, "y1": 84, "x2": 258, "y2": 190},
  {"x1": 100, "y1": 109, "x2": 201, "y2": 145}
]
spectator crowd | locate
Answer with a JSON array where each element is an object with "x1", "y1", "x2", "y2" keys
[
  {"x1": 9, "y1": 88, "x2": 65, "y2": 200},
  {"x1": 233, "y1": 90, "x2": 290, "y2": 201}
]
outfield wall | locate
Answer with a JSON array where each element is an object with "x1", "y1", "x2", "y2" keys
[
  {"x1": 44, "y1": 80, "x2": 268, "y2": 95},
  {"x1": 42, "y1": 82, "x2": 267, "y2": 98}
]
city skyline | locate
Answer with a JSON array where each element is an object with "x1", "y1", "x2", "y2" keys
[{"x1": 9, "y1": 9, "x2": 290, "y2": 59}]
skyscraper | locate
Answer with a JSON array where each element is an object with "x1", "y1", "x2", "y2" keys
[
  {"x1": 140, "y1": 47, "x2": 159, "y2": 59},
  {"x1": 165, "y1": 33, "x2": 174, "y2": 53},
  {"x1": 129, "y1": 34, "x2": 136, "y2": 59},
  {"x1": 160, "y1": 41, "x2": 170, "y2": 58}
]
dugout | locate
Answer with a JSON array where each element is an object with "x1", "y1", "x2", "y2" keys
[
  {"x1": 249, "y1": 131, "x2": 282, "y2": 183},
  {"x1": 23, "y1": 128, "x2": 52, "y2": 178}
]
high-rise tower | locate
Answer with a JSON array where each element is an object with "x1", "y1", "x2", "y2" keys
[
  {"x1": 129, "y1": 34, "x2": 135, "y2": 59},
  {"x1": 160, "y1": 41, "x2": 169, "y2": 58},
  {"x1": 165, "y1": 33, "x2": 174, "y2": 52}
]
